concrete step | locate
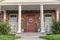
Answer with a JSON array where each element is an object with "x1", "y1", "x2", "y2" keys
[
  {"x1": 15, "y1": 33, "x2": 46, "y2": 40},
  {"x1": 16, "y1": 32, "x2": 46, "y2": 37}
]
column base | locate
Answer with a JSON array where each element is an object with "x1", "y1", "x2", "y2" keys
[
  {"x1": 40, "y1": 31, "x2": 45, "y2": 34},
  {"x1": 17, "y1": 31, "x2": 22, "y2": 34}
]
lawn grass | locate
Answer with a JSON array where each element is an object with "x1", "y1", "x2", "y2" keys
[
  {"x1": 40, "y1": 34, "x2": 60, "y2": 40},
  {"x1": 0, "y1": 34, "x2": 20, "y2": 40}
]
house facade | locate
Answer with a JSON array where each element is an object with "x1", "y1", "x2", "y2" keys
[{"x1": 0, "y1": 0, "x2": 60, "y2": 33}]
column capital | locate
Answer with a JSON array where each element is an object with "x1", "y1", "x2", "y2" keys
[
  {"x1": 40, "y1": 5, "x2": 43, "y2": 8},
  {"x1": 18, "y1": 5, "x2": 21, "y2": 6},
  {"x1": 18, "y1": 4, "x2": 22, "y2": 6},
  {"x1": 40, "y1": 4, "x2": 44, "y2": 6},
  {"x1": 56, "y1": 10, "x2": 59, "y2": 12}
]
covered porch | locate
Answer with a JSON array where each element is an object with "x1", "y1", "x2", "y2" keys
[{"x1": 0, "y1": 4, "x2": 60, "y2": 33}]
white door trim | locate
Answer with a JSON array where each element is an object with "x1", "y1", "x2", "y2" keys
[
  {"x1": 45, "y1": 13, "x2": 52, "y2": 33},
  {"x1": 9, "y1": 14, "x2": 17, "y2": 32}
]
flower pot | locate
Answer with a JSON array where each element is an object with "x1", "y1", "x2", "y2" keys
[
  {"x1": 22, "y1": 29, "x2": 24, "y2": 32},
  {"x1": 37, "y1": 29, "x2": 40, "y2": 32}
]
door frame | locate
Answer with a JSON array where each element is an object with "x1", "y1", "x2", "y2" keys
[
  {"x1": 24, "y1": 15, "x2": 37, "y2": 32},
  {"x1": 9, "y1": 14, "x2": 18, "y2": 31},
  {"x1": 45, "y1": 13, "x2": 52, "y2": 33}
]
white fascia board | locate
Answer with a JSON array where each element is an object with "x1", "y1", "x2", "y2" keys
[
  {"x1": 0, "y1": 2, "x2": 19, "y2": 5},
  {"x1": 20, "y1": 2, "x2": 60, "y2": 5},
  {"x1": 0, "y1": 1, "x2": 60, "y2": 5},
  {"x1": 1, "y1": 0, "x2": 19, "y2": 2},
  {"x1": 20, "y1": 0, "x2": 57, "y2": 2}
]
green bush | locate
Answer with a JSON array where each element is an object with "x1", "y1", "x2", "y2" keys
[
  {"x1": 0, "y1": 22, "x2": 10, "y2": 35},
  {"x1": 51, "y1": 20, "x2": 60, "y2": 34}
]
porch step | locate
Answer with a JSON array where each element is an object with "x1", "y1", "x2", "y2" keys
[{"x1": 16, "y1": 32, "x2": 46, "y2": 38}]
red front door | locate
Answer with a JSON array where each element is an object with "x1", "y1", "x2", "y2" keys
[{"x1": 25, "y1": 15, "x2": 36, "y2": 32}]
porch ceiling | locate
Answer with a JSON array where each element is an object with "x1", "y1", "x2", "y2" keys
[
  {"x1": 1, "y1": 5, "x2": 60, "y2": 11},
  {"x1": 22, "y1": 5, "x2": 60, "y2": 10},
  {"x1": 1, "y1": 5, "x2": 18, "y2": 10}
]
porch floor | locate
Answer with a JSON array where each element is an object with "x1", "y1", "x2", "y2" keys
[{"x1": 16, "y1": 32, "x2": 46, "y2": 40}]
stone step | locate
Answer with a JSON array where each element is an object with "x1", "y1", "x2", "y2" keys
[
  {"x1": 15, "y1": 33, "x2": 46, "y2": 40},
  {"x1": 16, "y1": 32, "x2": 46, "y2": 37}
]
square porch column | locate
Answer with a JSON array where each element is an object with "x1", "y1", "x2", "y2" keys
[
  {"x1": 40, "y1": 5, "x2": 45, "y2": 33},
  {"x1": 4, "y1": 11, "x2": 6, "y2": 21},
  {"x1": 56, "y1": 10, "x2": 59, "y2": 21},
  {"x1": 0, "y1": 6, "x2": 6, "y2": 22},
  {"x1": 17, "y1": 5, "x2": 21, "y2": 33}
]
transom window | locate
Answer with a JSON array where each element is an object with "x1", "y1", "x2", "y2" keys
[
  {"x1": 10, "y1": 15, "x2": 16, "y2": 17},
  {"x1": 45, "y1": 14, "x2": 51, "y2": 17}
]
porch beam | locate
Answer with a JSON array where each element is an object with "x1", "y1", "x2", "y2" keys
[
  {"x1": 17, "y1": 5, "x2": 21, "y2": 33},
  {"x1": 56, "y1": 10, "x2": 59, "y2": 21},
  {"x1": 40, "y1": 5, "x2": 45, "y2": 33}
]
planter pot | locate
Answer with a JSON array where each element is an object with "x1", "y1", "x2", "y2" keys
[
  {"x1": 22, "y1": 29, "x2": 24, "y2": 32},
  {"x1": 37, "y1": 29, "x2": 40, "y2": 32}
]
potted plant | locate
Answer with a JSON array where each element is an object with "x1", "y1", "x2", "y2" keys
[
  {"x1": 37, "y1": 28, "x2": 40, "y2": 32},
  {"x1": 36, "y1": 22, "x2": 40, "y2": 32},
  {"x1": 21, "y1": 25, "x2": 25, "y2": 32},
  {"x1": 37, "y1": 26, "x2": 40, "y2": 32}
]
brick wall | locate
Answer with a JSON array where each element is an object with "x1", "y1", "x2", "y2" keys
[
  {"x1": 6, "y1": 10, "x2": 18, "y2": 23},
  {"x1": 21, "y1": 10, "x2": 56, "y2": 29}
]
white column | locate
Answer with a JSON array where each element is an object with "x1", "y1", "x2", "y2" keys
[
  {"x1": 40, "y1": 5, "x2": 45, "y2": 33},
  {"x1": 4, "y1": 11, "x2": 6, "y2": 21},
  {"x1": 17, "y1": 5, "x2": 21, "y2": 33},
  {"x1": 56, "y1": 10, "x2": 59, "y2": 21}
]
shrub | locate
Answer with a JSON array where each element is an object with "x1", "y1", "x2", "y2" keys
[
  {"x1": 0, "y1": 22, "x2": 10, "y2": 35},
  {"x1": 51, "y1": 20, "x2": 60, "y2": 34}
]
